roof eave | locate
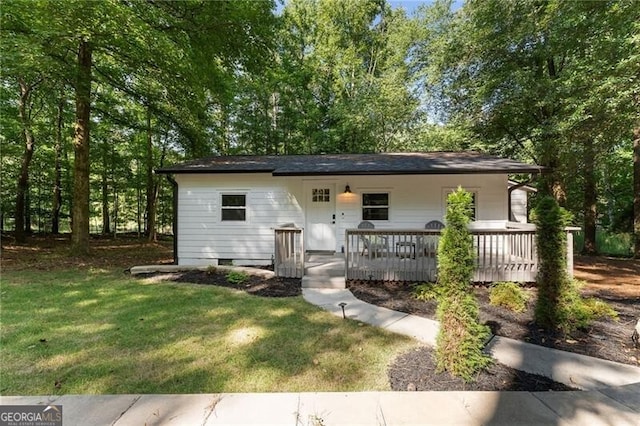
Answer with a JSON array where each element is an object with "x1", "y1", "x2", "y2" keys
[
  {"x1": 155, "y1": 168, "x2": 275, "y2": 175},
  {"x1": 272, "y1": 168, "x2": 544, "y2": 176}
]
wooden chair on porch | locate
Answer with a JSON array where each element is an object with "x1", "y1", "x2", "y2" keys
[
  {"x1": 358, "y1": 221, "x2": 389, "y2": 258},
  {"x1": 418, "y1": 220, "x2": 445, "y2": 256}
]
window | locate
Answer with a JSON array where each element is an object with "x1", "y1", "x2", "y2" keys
[
  {"x1": 221, "y1": 194, "x2": 246, "y2": 221},
  {"x1": 312, "y1": 188, "x2": 331, "y2": 202},
  {"x1": 469, "y1": 192, "x2": 477, "y2": 220},
  {"x1": 362, "y1": 193, "x2": 389, "y2": 220}
]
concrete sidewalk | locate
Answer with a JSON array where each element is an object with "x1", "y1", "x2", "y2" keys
[{"x1": 3, "y1": 385, "x2": 639, "y2": 426}]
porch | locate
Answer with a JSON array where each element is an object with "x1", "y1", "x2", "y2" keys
[{"x1": 275, "y1": 224, "x2": 576, "y2": 285}]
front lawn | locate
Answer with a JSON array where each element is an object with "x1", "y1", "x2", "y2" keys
[{"x1": 1, "y1": 268, "x2": 416, "y2": 395}]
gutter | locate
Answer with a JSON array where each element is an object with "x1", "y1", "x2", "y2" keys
[{"x1": 165, "y1": 174, "x2": 178, "y2": 265}]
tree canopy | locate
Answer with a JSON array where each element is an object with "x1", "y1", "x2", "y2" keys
[{"x1": 1, "y1": 0, "x2": 638, "y2": 256}]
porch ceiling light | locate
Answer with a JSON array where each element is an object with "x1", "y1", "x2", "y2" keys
[{"x1": 344, "y1": 185, "x2": 352, "y2": 194}]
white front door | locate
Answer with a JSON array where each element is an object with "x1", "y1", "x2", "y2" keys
[{"x1": 305, "y1": 183, "x2": 336, "y2": 251}]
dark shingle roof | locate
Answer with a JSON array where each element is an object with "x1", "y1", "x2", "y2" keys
[{"x1": 156, "y1": 152, "x2": 542, "y2": 176}]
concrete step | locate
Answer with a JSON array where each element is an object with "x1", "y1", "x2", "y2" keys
[
  {"x1": 301, "y1": 275, "x2": 346, "y2": 289},
  {"x1": 303, "y1": 266, "x2": 345, "y2": 278},
  {"x1": 304, "y1": 256, "x2": 345, "y2": 277}
]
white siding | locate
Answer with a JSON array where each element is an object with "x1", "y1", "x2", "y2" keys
[
  {"x1": 176, "y1": 174, "x2": 304, "y2": 265},
  {"x1": 335, "y1": 174, "x2": 508, "y2": 231},
  {"x1": 175, "y1": 173, "x2": 510, "y2": 265}
]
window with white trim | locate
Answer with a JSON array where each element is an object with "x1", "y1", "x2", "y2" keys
[
  {"x1": 362, "y1": 193, "x2": 389, "y2": 221},
  {"x1": 221, "y1": 194, "x2": 246, "y2": 221}
]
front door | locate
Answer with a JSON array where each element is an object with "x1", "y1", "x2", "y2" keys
[{"x1": 305, "y1": 183, "x2": 336, "y2": 251}]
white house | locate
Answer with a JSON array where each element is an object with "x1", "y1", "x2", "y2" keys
[{"x1": 157, "y1": 152, "x2": 542, "y2": 268}]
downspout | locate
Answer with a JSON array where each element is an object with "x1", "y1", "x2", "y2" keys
[
  {"x1": 166, "y1": 174, "x2": 178, "y2": 265},
  {"x1": 508, "y1": 176, "x2": 535, "y2": 223}
]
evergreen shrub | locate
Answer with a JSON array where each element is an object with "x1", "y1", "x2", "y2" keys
[
  {"x1": 489, "y1": 282, "x2": 529, "y2": 313},
  {"x1": 533, "y1": 197, "x2": 617, "y2": 333},
  {"x1": 435, "y1": 187, "x2": 491, "y2": 382},
  {"x1": 533, "y1": 196, "x2": 572, "y2": 330}
]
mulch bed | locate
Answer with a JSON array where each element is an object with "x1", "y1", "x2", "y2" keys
[
  {"x1": 388, "y1": 346, "x2": 575, "y2": 391},
  {"x1": 348, "y1": 280, "x2": 640, "y2": 366},
  {"x1": 139, "y1": 270, "x2": 302, "y2": 297}
]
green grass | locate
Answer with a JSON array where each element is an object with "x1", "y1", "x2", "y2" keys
[
  {"x1": 0, "y1": 268, "x2": 416, "y2": 395},
  {"x1": 573, "y1": 230, "x2": 633, "y2": 257}
]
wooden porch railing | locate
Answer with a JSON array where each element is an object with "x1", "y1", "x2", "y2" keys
[
  {"x1": 345, "y1": 229, "x2": 441, "y2": 282},
  {"x1": 345, "y1": 227, "x2": 575, "y2": 283},
  {"x1": 274, "y1": 227, "x2": 304, "y2": 278}
]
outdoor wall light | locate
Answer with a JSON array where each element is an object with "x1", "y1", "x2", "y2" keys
[{"x1": 344, "y1": 185, "x2": 352, "y2": 194}]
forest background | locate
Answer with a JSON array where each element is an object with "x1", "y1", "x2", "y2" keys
[{"x1": 1, "y1": 0, "x2": 638, "y2": 257}]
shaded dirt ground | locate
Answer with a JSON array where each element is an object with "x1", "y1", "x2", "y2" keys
[
  {"x1": 1, "y1": 233, "x2": 175, "y2": 272},
  {"x1": 574, "y1": 255, "x2": 640, "y2": 297}
]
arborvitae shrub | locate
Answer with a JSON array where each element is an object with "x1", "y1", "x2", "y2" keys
[
  {"x1": 435, "y1": 188, "x2": 491, "y2": 382},
  {"x1": 532, "y1": 197, "x2": 617, "y2": 333},
  {"x1": 533, "y1": 196, "x2": 572, "y2": 330}
]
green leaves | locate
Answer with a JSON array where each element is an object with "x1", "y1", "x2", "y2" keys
[{"x1": 230, "y1": 0, "x2": 419, "y2": 155}]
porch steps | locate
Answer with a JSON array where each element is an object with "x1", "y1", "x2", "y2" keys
[{"x1": 301, "y1": 254, "x2": 346, "y2": 289}]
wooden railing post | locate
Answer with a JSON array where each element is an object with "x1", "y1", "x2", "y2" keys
[
  {"x1": 274, "y1": 227, "x2": 304, "y2": 278},
  {"x1": 566, "y1": 229, "x2": 574, "y2": 278}
]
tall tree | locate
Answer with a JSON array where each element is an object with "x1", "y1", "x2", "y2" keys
[
  {"x1": 416, "y1": 0, "x2": 640, "y2": 254},
  {"x1": 14, "y1": 77, "x2": 41, "y2": 243},
  {"x1": 70, "y1": 39, "x2": 92, "y2": 253},
  {"x1": 634, "y1": 128, "x2": 640, "y2": 258},
  {"x1": 2, "y1": 0, "x2": 277, "y2": 253},
  {"x1": 232, "y1": 0, "x2": 417, "y2": 155},
  {"x1": 436, "y1": 188, "x2": 491, "y2": 381},
  {"x1": 51, "y1": 91, "x2": 65, "y2": 234}
]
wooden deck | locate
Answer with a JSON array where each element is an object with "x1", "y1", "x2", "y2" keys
[
  {"x1": 345, "y1": 227, "x2": 561, "y2": 283},
  {"x1": 275, "y1": 225, "x2": 575, "y2": 283}
]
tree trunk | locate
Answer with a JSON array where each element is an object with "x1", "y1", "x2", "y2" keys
[
  {"x1": 52, "y1": 93, "x2": 63, "y2": 234},
  {"x1": 582, "y1": 137, "x2": 597, "y2": 255},
  {"x1": 633, "y1": 124, "x2": 640, "y2": 258},
  {"x1": 71, "y1": 40, "x2": 92, "y2": 255},
  {"x1": 136, "y1": 159, "x2": 141, "y2": 237},
  {"x1": 539, "y1": 159, "x2": 566, "y2": 203},
  {"x1": 145, "y1": 108, "x2": 157, "y2": 242},
  {"x1": 14, "y1": 79, "x2": 36, "y2": 244},
  {"x1": 25, "y1": 181, "x2": 32, "y2": 234},
  {"x1": 101, "y1": 146, "x2": 110, "y2": 234}
]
